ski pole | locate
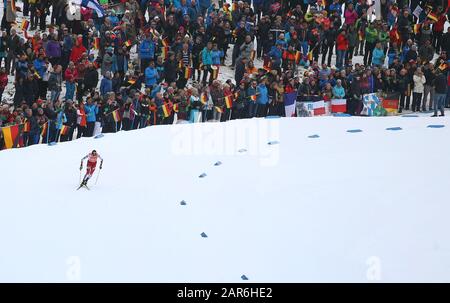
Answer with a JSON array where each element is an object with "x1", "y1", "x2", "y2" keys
[{"x1": 95, "y1": 166, "x2": 102, "y2": 185}]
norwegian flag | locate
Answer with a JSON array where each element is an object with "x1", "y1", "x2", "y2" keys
[
  {"x1": 313, "y1": 101, "x2": 326, "y2": 116},
  {"x1": 331, "y1": 99, "x2": 347, "y2": 113}
]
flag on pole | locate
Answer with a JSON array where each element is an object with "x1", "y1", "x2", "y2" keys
[
  {"x1": 93, "y1": 37, "x2": 100, "y2": 50},
  {"x1": 173, "y1": 103, "x2": 179, "y2": 113},
  {"x1": 60, "y1": 125, "x2": 70, "y2": 136},
  {"x1": 313, "y1": 100, "x2": 326, "y2": 116},
  {"x1": 22, "y1": 121, "x2": 30, "y2": 133},
  {"x1": 413, "y1": 24, "x2": 421, "y2": 34},
  {"x1": 215, "y1": 106, "x2": 223, "y2": 113},
  {"x1": 284, "y1": 91, "x2": 297, "y2": 117},
  {"x1": 307, "y1": 51, "x2": 313, "y2": 61},
  {"x1": 161, "y1": 37, "x2": 170, "y2": 47},
  {"x1": 162, "y1": 103, "x2": 170, "y2": 117},
  {"x1": 295, "y1": 51, "x2": 301, "y2": 64},
  {"x1": 184, "y1": 67, "x2": 192, "y2": 79},
  {"x1": 21, "y1": 20, "x2": 29, "y2": 31},
  {"x1": 200, "y1": 93, "x2": 208, "y2": 104},
  {"x1": 224, "y1": 95, "x2": 233, "y2": 109},
  {"x1": 211, "y1": 65, "x2": 219, "y2": 80},
  {"x1": 111, "y1": 109, "x2": 121, "y2": 122},
  {"x1": 124, "y1": 40, "x2": 132, "y2": 47},
  {"x1": 161, "y1": 47, "x2": 169, "y2": 60},
  {"x1": 70, "y1": 0, "x2": 106, "y2": 17},
  {"x1": 331, "y1": 99, "x2": 347, "y2": 113},
  {"x1": 40, "y1": 122, "x2": 48, "y2": 137},
  {"x1": 1, "y1": 124, "x2": 20, "y2": 149},
  {"x1": 427, "y1": 12, "x2": 438, "y2": 22}
]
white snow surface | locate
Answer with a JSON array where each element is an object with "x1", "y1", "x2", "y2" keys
[{"x1": 1, "y1": 115, "x2": 450, "y2": 282}]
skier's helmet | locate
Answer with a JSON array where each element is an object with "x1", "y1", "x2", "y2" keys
[{"x1": 92, "y1": 150, "x2": 97, "y2": 154}]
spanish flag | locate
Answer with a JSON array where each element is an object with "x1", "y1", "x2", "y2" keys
[
  {"x1": 161, "y1": 37, "x2": 170, "y2": 48},
  {"x1": 1, "y1": 124, "x2": 20, "y2": 149},
  {"x1": 173, "y1": 103, "x2": 179, "y2": 113},
  {"x1": 427, "y1": 12, "x2": 438, "y2": 22},
  {"x1": 307, "y1": 51, "x2": 313, "y2": 61},
  {"x1": 250, "y1": 50, "x2": 256, "y2": 61},
  {"x1": 41, "y1": 121, "x2": 48, "y2": 137},
  {"x1": 184, "y1": 67, "x2": 192, "y2": 79},
  {"x1": 200, "y1": 93, "x2": 208, "y2": 104},
  {"x1": 60, "y1": 125, "x2": 70, "y2": 136},
  {"x1": 215, "y1": 106, "x2": 223, "y2": 113},
  {"x1": 21, "y1": 20, "x2": 29, "y2": 31},
  {"x1": 224, "y1": 95, "x2": 233, "y2": 109},
  {"x1": 211, "y1": 65, "x2": 219, "y2": 80},
  {"x1": 295, "y1": 51, "x2": 301, "y2": 64},
  {"x1": 22, "y1": 121, "x2": 30, "y2": 133},
  {"x1": 124, "y1": 40, "x2": 132, "y2": 47},
  {"x1": 250, "y1": 95, "x2": 257, "y2": 102},
  {"x1": 111, "y1": 109, "x2": 121, "y2": 122},
  {"x1": 162, "y1": 103, "x2": 170, "y2": 118},
  {"x1": 93, "y1": 37, "x2": 100, "y2": 50}
]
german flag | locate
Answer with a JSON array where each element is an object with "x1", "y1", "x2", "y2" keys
[
  {"x1": 211, "y1": 65, "x2": 219, "y2": 80},
  {"x1": 124, "y1": 40, "x2": 132, "y2": 47},
  {"x1": 127, "y1": 79, "x2": 136, "y2": 85},
  {"x1": 60, "y1": 125, "x2": 70, "y2": 136},
  {"x1": 250, "y1": 50, "x2": 256, "y2": 61},
  {"x1": 250, "y1": 95, "x2": 257, "y2": 102},
  {"x1": 307, "y1": 51, "x2": 313, "y2": 61},
  {"x1": 382, "y1": 98, "x2": 399, "y2": 114},
  {"x1": 161, "y1": 37, "x2": 170, "y2": 48},
  {"x1": 295, "y1": 51, "x2": 301, "y2": 64},
  {"x1": 173, "y1": 103, "x2": 179, "y2": 113},
  {"x1": 161, "y1": 47, "x2": 169, "y2": 60},
  {"x1": 1, "y1": 124, "x2": 20, "y2": 149},
  {"x1": 215, "y1": 106, "x2": 223, "y2": 113},
  {"x1": 200, "y1": 93, "x2": 208, "y2": 104},
  {"x1": 184, "y1": 67, "x2": 192, "y2": 79},
  {"x1": 439, "y1": 63, "x2": 447, "y2": 71},
  {"x1": 111, "y1": 109, "x2": 121, "y2": 122},
  {"x1": 232, "y1": 2, "x2": 237, "y2": 11},
  {"x1": 414, "y1": 24, "x2": 421, "y2": 34},
  {"x1": 21, "y1": 20, "x2": 29, "y2": 31},
  {"x1": 41, "y1": 122, "x2": 48, "y2": 137},
  {"x1": 427, "y1": 12, "x2": 438, "y2": 22},
  {"x1": 93, "y1": 37, "x2": 100, "y2": 50},
  {"x1": 22, "y1": 121, "x2": 30, "y2": 133},
  {"x1": 162, "y1": 103, "x2": 170, "y2": 118},
  {"x1": 224, "y1": 95, "x2": 233, "y2": 109}
]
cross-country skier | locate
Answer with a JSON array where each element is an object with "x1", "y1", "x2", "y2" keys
[{"x1": 79, "y1": 150, "x2": 103, "y2": 187}]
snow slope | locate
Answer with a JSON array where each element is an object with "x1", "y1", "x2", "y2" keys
[{"x1": 1, "y1": 115, "x2": 450, "y2": 282}]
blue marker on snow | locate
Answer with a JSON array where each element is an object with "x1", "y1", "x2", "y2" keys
[
  {"x1": 386, "y1": 127, "x2": 402, "y2": 131},
  {"x1": 180, "y1": 200, "x2": 187, "y2": 206},
  {"x1": 241, "y1": 275, "x2": 249, "y2": 280},
  {"x1": 238, "y1": 148, "x2": 247, "y2": 153},
  {"x1": 268, "y1": 141, "x2": 280, "y2": 145},
  {"x1": 199, "y1": 173, "x2": 207, "y2": 178},
  {"x1": 427, "y1": 125, "x2": 445, "y2": 129},
  {"x1": 201, "y1": 232, "x2": 208, "y2": 238},
  {"x1": 347, "y1": 129, "x2": 363, "y2": 133},
  {"x1": 308, "y1": 134, "x2": 320, "y2": 138},
  {"x1": 214, "y1": 161, "x2": 222, "y2": 166}
]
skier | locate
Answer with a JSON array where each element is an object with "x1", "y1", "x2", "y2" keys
[{"x1": 79, "y1": 150, "x2": 103, "y2": 188}]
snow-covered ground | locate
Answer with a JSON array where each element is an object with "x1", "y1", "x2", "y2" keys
[{"x1": 1, "y1": 115, "x2": 450, "y2": 282}]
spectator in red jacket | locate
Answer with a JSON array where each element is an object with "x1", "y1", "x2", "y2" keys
[
  {"x1": 70, "y1": 36, "x2": 87, "y2": 64},
  {"x1": 336, "y1": 30, "x2": 349, "y2": 70},
  {"x1": 0, "y1": 67, "x2": 8, "y2": 103}
]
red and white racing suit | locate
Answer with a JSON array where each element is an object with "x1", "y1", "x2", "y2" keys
[{"x1": 81, "y1": 153, "x2": 103, "y2": 178}]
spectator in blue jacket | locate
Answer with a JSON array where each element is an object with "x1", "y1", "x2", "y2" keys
[
  {"x1": 211, "y1": 43, "x2": 224, "y2": 65},
  {"x1": 201, "y1": 41, "x2": 213, "y2": 85},
  {"x1": 84, "y1": 98, "x2": 99, "y2": 137},
  {"x1": 268, "y1": 43, "x2": 283, "y2": 70},
  {"x1": 246, "y1": 80, "x2": 258, "y2": 118},
  {"x1": 33, "y1": 53, "x2": 47, "y2": 79},
  {"x1": 144, "y1": 60, "x2": 159, "y2": 88},
  {"x1": 139, "y1": 34, "x2": 155, "y2": 72},
  {"x1": 100, "y1": 72, "x2": 113, "y2": 96},
  {"x1": 256, "y1": 79, "x2": 269, "y2": 117}
]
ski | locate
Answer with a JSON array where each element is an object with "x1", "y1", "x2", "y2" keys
[{"x1": 76, "y1": 184, "x2": 90, "y2": 191}]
